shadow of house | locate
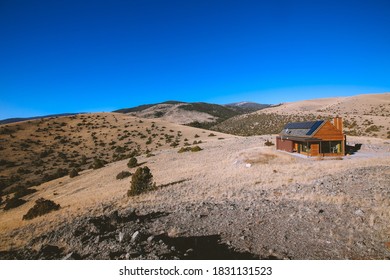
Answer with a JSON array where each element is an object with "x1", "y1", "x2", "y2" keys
[{"x1": 345, "y1": 143, "x2": 362, "y2": 155}]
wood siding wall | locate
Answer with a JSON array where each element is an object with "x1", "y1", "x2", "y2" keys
[
  {"x1": 314, "y1": 121, "x2": 344, "y2": 140},
  {"x1": 311, "y1": 143, "x2": 319, "y2": 156}
]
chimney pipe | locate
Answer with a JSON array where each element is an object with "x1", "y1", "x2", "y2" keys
[
  {"x1": 333, "y1": 117, "x2": 343, "y2": 132},
  {"x1": 338, "y1": 117, "x2": 343, "y2": 133}
]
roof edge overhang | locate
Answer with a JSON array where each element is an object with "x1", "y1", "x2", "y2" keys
[
  {"x1": 279, "y1": 136, "x2": 322, "y2": 142},
  {"x1": 309, "y1": 120, "x2": 327, "y2": 136}
]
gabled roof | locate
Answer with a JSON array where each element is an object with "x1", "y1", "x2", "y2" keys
[{"x1": 280, "y1": 120, "x2": 324, "y2": 138}]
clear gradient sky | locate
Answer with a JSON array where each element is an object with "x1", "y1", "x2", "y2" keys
[{"x1": 1, "y1": 0, "x2": 390, "y2": 119}]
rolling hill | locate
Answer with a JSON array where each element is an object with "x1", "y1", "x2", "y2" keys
[
  {"x1": 114, "y1": 101, "x2": 270, "y2": 128},
  {"x1": 1, "y1": 92, "x2": 390, "y2": 260},
  {"x1": 0, "y1": 113, "x2": 232, "y2": 198},
  {"x1": 213, "y1": 93, "x2": 390, "y2": 138}
]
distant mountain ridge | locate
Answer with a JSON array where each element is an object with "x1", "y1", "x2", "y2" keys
[
  {"x1": 0, "y1": 101, "x2": 270, "y2": 126},
  {"x1": 0, "y1": 113, "x2": 80, "y2": 125},
  {"x1": 113, "y1": 101, "x2": 182, "y2": 114},
  {"x1": 225, "y1": 102, "x2": 271, "y2": 113},
  {"x1": 114, "y1": 100, "x2": 271, "y2": 128}
]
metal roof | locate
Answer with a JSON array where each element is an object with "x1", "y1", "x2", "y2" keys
[{"x1": 280, "y1": 120, "x2": 324, "y2": 138}]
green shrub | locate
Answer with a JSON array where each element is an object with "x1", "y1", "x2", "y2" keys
[
  {"x1": 14, "y1": 187, "x2": 37, "y2": 199},
  {"x1": 191, "y1": 146, "x2": 203, "y2": 152},
  {"x1": 178, "y1": 146, "x2": 202, "y2": 153},
  {"x1": 127, "y1": 166, "x2": 156, "y2": 196},
  {"x1": 264, "y1": 140, "x2": 274, "y2": 146},
  {"x1": 80, "y1": 155, "x2": 87, "y2": 165},
  {"x1": 116, "y1": 171, "x2": 132, "y2": 180},
  {"x1": 178, "y1": 147, "x2": 190, "y2": 153},
  {"x1": 69, "y1": 169, "x2": 79, "y2": 178},
  {"x1": 127, "y1": 157, "x2": 138, "y2": 168},
  {"x1": 22, "y1": 198, "x2": 60, "y2": 220},
  {"x1": 92, "y1": 158, "x2": 105, "y2": 169},
  {"x1": 170, "y1": 141, "x2": 179, "y2": 147},
  {"x1": 4, "y1": 197, "x2": 27, "y2": 210}
]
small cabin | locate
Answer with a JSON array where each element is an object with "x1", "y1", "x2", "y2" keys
[{"x1": 276, "y1": 117, "x2": 346, "y2": 157}]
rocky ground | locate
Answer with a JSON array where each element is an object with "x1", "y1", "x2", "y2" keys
[{"x1": 1, "y1": 164, "x2": 389, "y2": 260}]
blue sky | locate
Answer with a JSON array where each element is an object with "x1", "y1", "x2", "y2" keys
[{"x1": 1, "y1": 0, "x2": 389, "y2": 119}]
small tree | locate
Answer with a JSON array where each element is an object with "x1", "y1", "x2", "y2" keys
[
  {"x1": 116, "y1": 171, "x2": 132, "y2": 180},
  {"x1": 80, "y1": 155, "x2": 87, "y2": 165},
  {"x1": 127, "y1": 157, "x2": 138, "y2": 168},
  {"x1": 264, "y1": 140, "x2": 274, "y2": 146},
  {"x1": 127, "y1": 166, "x2": 155, "y2": 196},
  {"x1": 22, "y1": 198, "x2": 60, "y2": 220},
  {"x1": 92, "y1": 158, "x2": 105, "y2": 169},
  {"x1": 4, "y1": 197, "x2": 27, "y2": 210},
  {"x1": 69, "y1": 169, "x2": 79, "y2": 178}
]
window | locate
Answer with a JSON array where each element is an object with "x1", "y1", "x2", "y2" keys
[
  {"x1": 320, "y1": 141, "x2": 341, "y2": 154},
  {"x1": 299, "y1": 142, "x2": 311, "y2": 153}
]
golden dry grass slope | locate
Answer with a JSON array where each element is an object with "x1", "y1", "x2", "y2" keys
[{"x1": 0, "y1": 113, "x2": 232, "y2": 196}]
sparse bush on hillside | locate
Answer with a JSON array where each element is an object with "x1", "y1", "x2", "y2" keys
[
  {"x1": 22, "y1": 198, "x2": 60, "y2": 220},
  {"x1": 178, "y1": 146, "x2": 203, "y2": 153},
  {"x1": 14, "y1": 187, "x2": 37, "y2": 199},
  {"x1": 127, "y1": 166, "x2": 156, "y2": 196},
  {"x1": 170, "y1": 141, "x2": 179, "y2": 147},
  {"x1": 127, "y1": 157, "x2": 138, "y2": 168},
  {"x1": 69, "y1": 169, "x2": 79, "y2": 178},
  {"x1": 178, "y1": 147, "x2": 189, "y2": 153},
  {"x1": 365, "y1": 125, "x2": 380, "y2": 133},
  {"x1": 4, "y1": 197, "x2": 27, "y2": 210},
  {"x1": 116, "y1": 171, "x2": 132, "y2": 180},
  {"x1": 191, "y1": 146, "x2": 203, "y2": 152},
  {"x1": 154, "y1": 111, "x2": 164, "y2": 118},
  {"x1": 264, "y1": 140, "x2": 274, "y2": 146},
  {"x1": 92, "y1": 158, "x2": 105, "y2": 169},
  {"x1": 80, "y1": 155, "x2": 87, "y2": 165},
  {"x1": 212, "y1": 113, "x2": 321, "y2": 136},
  {"x1": 42, "y1": 168, "x2": 69, "y2": 182}
]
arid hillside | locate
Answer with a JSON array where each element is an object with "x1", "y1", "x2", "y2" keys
[
  {"x1": 115, "y1": 101, "x2": 270, "y2": 128},
  {"x1": 0, "y1": 93, "x2": 389, "y2": 260},
  {"x1": 0, "y1": 113, "x2": 232, "y2": 200},
  {"x1": 125, "y1": 102, "x2": 219, "y2": 125},
  {"x1": 0, "y1": 134, "x2": 389, "y2": 259},
  {"x1": 213, "y1": 93, "x2": 390, "y2": 138}
]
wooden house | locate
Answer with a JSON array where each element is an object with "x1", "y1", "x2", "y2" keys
[{"x1": 276, "y1": 117, "x2": 346, "y2": 157}]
